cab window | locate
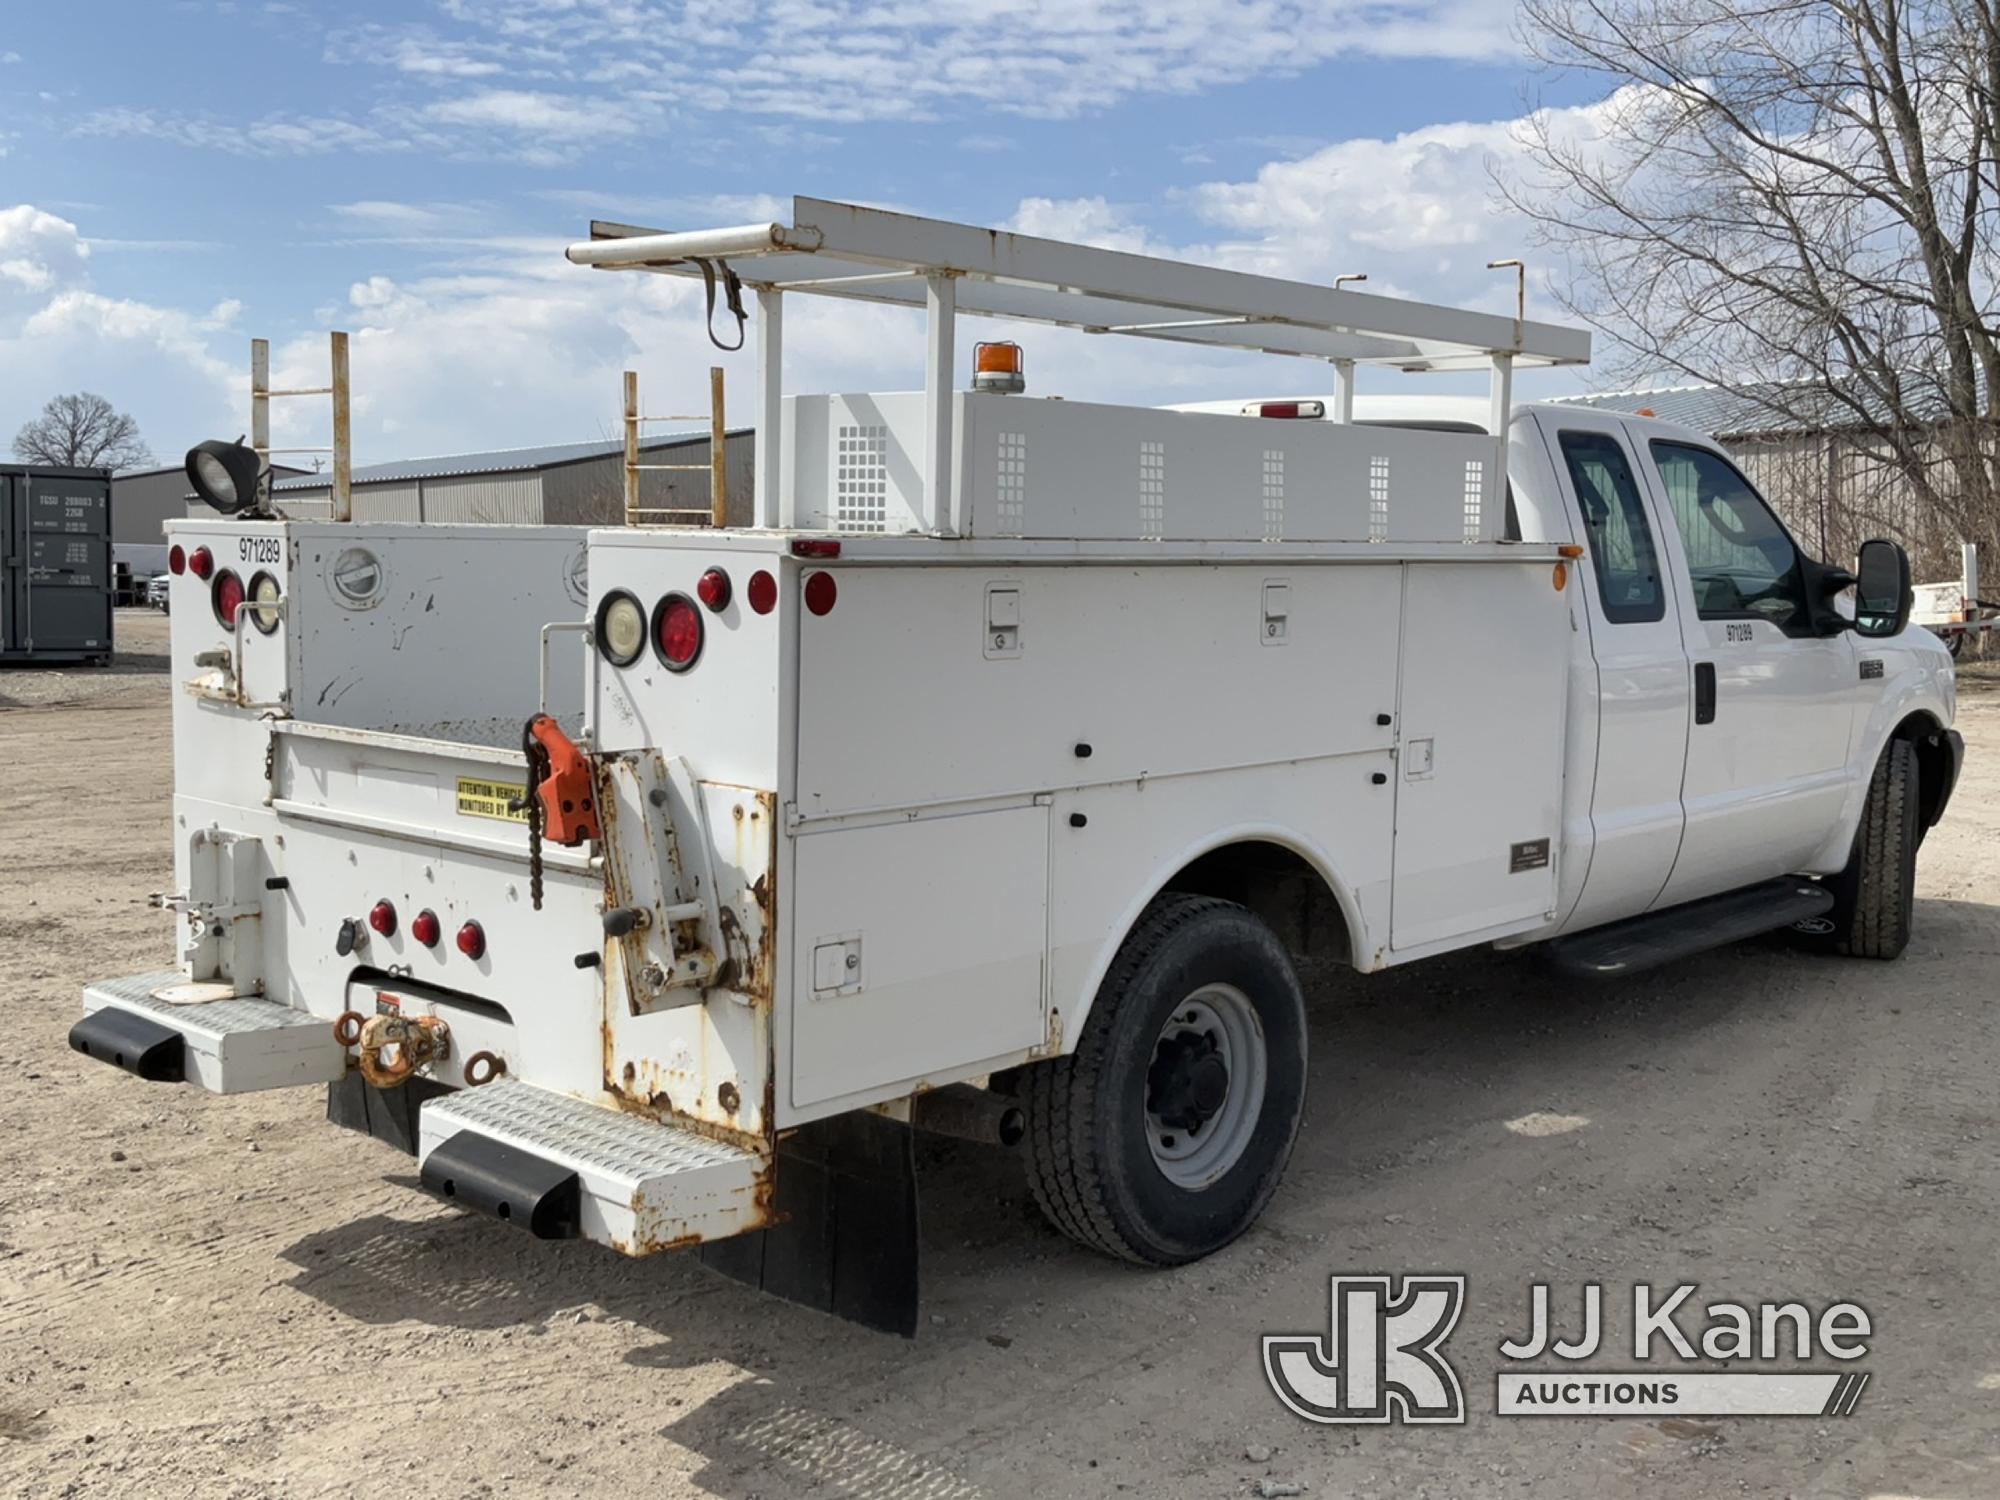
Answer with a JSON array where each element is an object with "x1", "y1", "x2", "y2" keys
[
  {"x1": 1649, "y1": 441, "x2": 1806, "y2": 631},
  {"x1": 1557, "y1": 430, "x2": 1665, "y2": 624}
]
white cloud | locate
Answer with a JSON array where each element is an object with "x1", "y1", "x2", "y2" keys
[
  {"x1": 423, "y1": 90, "x2": 632, "y2": 139},
  {"x1": 0, "y1": 207, "x2": 238, "y2": 462},
  {"x1": 80, "y1": 0, "x2": 1525, "y2": 160}
]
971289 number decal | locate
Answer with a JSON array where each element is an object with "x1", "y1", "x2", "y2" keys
[{"x1": 239, "y1": 535, "x2": 282, "y2": 566}]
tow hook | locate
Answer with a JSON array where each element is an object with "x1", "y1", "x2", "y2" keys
[{"x1": 334, "y1": 1010, "x2": 451, "y2": 1089}]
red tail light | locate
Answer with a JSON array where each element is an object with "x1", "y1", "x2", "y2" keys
[
  {"x1": 410, "y1": 909, "x2": 440, "y2": 947},
  {"x1": 368, "y1": 899, "x2": 397, "y2": 937},
  {"x1": 168, "y1": 544, "x2": 187, "y2": 576},
  {"x1": 746, "y1": 569, "x2": 777, "y2": 615},
  {"x1": 456, "y1": 920, "x2": 486, "y2": 959},
  {"x1": 212, "y1": 570, "x2": 245, "y2": 627},
  {"x1": 652, "y1": 592, "x2": 703, "y2": 671},
  {"x1": 189, "y1": 545, "x2": 215, "y2": 580},
  {"x1": 804, "y1": 571, "x2": 838, "y2": 616},
  {"x1": 791, "y1": 538, "x2": 842, "y2": 558},
  {"x1": 696, "y1": 567, "x2": 731, "y2": 611},
  {"x1": 1254, "y1": 401, "x2": 1325, "y2": 419}
]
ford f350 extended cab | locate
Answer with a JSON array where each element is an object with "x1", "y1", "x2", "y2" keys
[{"x1": 72, "y1": 199, "x2": 1960, "y2": 1332}]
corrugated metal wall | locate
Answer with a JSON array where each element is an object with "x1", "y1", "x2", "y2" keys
[
  {"x1": 420, "y1": 473, "x2": 543, "y2": 523},
  {"x1": 541, "y1": 435, "x2": 756, "y2": 527}
]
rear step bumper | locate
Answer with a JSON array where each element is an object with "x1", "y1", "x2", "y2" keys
[
  {"x1": 76, "y1": 971, "x2": 347, "y2": 1093},
  {"x1": 417, "y1": 1079, "x2": 771, "y2": 1255},
  {"x1": 1547, "y1": 877, "x2": 1835, "y2": 979}
]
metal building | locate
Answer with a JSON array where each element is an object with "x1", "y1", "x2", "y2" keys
[{"x1": 261, "y1": 431, "x2": 754, "y2": 527}]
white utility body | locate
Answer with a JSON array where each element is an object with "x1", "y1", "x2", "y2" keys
[{"x1": 77, "y1": 199, "x2": 1961, "y2": 1331}]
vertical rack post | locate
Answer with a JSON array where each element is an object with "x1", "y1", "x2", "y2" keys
[
  {"x1": 709, "y1": 365, "x2": 728, "y2": 529},
  {"x1": 623, "y1": 370, "x2": 641, "y2": 526},
  {"x1": 330, "y1": 331, "x2": 351, "y2": 523},
  {"x1": 1487, "y1": 351, "x2": 1514, "y2": 505},
  {"x1": 756, "y1": 288, "x2": 784, "y2": 529},
  {"x1": 1331, "y1": 359, "x2": 1355, "y2": 424},
  {"x1": 250, "y1": 338, "x2": 271, "y2": 473},
  {"x1": 924, "y1": 273, "x2": 958, "y2": 536}
]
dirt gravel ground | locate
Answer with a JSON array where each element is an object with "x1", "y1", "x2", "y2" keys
[{"x1": 5, "y1": 609, "x2": 2000, "y2": 1499}]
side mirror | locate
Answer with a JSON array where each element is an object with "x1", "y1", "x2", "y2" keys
[{"x1": 1854, "y1": 538, "x2": 1913, "y2": 638}]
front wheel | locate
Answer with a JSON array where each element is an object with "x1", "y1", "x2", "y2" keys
[
  {"x1": 1019, "y1": 893, "x2": 1308, "y2": 1265},
  {"x1": 1811, "y1": 737, "x2": 1920, "y2": 959}
]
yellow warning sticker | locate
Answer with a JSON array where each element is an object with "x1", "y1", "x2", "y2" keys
[{"x1": 456, "y1": 776, "x2": 529, "y2": 824}]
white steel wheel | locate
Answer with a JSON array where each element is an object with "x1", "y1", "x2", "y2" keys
[
  {"x1": 1019, "y1": 893, "x2": 1308, "y2": 1266},
  {"x1": 1144, "y1": 984, "x2": 1268, "y2": 1190}
]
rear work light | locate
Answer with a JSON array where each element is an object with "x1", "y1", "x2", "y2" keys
[
  {"x1": 746, "y1": 569, "x2": 777, "y2": 615},
  {"x1": 211, "y1": 569, "x2": 245, "y2": 627},
  {"x1": 410, "y1": 909, "x2": 441, "y2": 948},
  {"x1": 696, "y1": 567, "x2": 731, "y2": 611},
  {"x1": 189, "y1": 545, "x2": 215, "y2": 581},
  {"x1": 595, "y1": 590, "x2": 646, "y2": 667},
  {"x1": 1248, "y1": 400, "x2": 1326, "y2": 419},
  {"x1": 168, "y1": 544, "x2": 187, "y2": 576},
  {"x1": 652, "y1": 592, "x2": 704, "y2": 672},
  {"x1": 456, "y1": 920, "x2": 486, "y2": 959},
  {"x1": 368, "y1": 899, "x2": 397, "y2": 937}
]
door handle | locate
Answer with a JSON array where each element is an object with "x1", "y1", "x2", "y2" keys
[{"x1": 1694, "y1": 661, "x2": 1716, "y2": 725}]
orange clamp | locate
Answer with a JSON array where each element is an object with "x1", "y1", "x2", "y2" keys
[{"x1": 526, "y1": 714, "x2": 601, "y2": 847}]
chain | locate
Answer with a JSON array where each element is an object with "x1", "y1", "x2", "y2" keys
[{"x1": 510, "y1": 718, "x2": 550, "y2": 912}]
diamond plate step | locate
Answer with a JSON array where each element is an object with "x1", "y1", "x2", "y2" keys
[
  {"x1": 418, "y1": 1079, "x2": 770, "y2": 1255},
  {"x1": 82, "y1": 970, "x2": 346, "y2": 1094}
]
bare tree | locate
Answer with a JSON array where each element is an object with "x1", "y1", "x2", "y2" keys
[
  {"x1": 11, "y1": 392, "x2": 153, "y2": 470},
  {"x1": 1501, "y1": 0, "x2": 2000, "y2": 563}
]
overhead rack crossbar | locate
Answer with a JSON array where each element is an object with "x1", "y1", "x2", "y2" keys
[{"x1": 564, "y1": 196, "x2": 1590, "y2": 533}]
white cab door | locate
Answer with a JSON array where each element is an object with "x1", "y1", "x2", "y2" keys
[
  {"x1": 1534, "y1": 413, "x2": 1691, "y2": 929},
  {"x1": 1638, "y1": 438, "x2": 1857, "y2": 905}
]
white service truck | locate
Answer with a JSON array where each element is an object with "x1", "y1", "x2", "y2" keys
[{"x1": 73, "y1": 200, "x2": 1961, "y2": 1332}]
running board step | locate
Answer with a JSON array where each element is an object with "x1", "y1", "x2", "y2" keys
[
  {"x1": 78, "y1": 970, "x2": 347, "y2": 1093},
  {"x1": 1546, "y1": 878, "x2": 1835, "y2": 979},
  {"x1": 416, "y1": 1079, "x2": 771, "y2": 1255}
]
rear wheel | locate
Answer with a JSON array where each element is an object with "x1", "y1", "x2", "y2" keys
[
  {"x1": 1812, "y1": 737, "x2": 1920, "y2": 959},
  {"x1": 1019, "y1": 893, "x2": 1307, "y2": 1265}
]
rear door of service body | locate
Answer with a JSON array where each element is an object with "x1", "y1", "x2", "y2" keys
[
  {"x1": 1534, "y1": 411, "x2": 1692, "y2": 927},
  {"x1": 1636, "y1": 437, "x2": 1857, "y2": 904}
]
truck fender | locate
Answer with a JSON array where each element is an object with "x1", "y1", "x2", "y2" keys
[
  {"x1": 1056, "y1": 824, "x2": 1369, "y2": 1052},
  {"x1": 1805, "y1": 631, "x2": 1954, "y2": 872}
]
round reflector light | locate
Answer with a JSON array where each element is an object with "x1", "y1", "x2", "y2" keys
[
  {"x1": 368, "y1": 899, "x2": 397, "y2": 937},
  {"x1": 189, "y1": 545, "x2": 215, "y2": 581},
  {"x1": 746, "y1": 570, "x2": 777, "y2": 615},
  {"x1": 456, "y1": 920, "x2": 486, "y2": 959},
  {"x1": 595, "y1": 590, "x2": 646, "y2": 667},
  {"x1": 652, "y1": 592, "x2": 703, "y2": 672},
  {"x1": 247, "y1": 570, "x2": 282, "y2": 634},
  {"x1": 804, "y1": 571, "x2": 838, "y2": 616},
  {"x1": 696, "y1": 567, "x2": 731, "y2": 612},
  {"x1": 411, "y1": 909, "x2": 441, "y2": 947},
  {"x1": 168, "y1": 544, "x2": 187, "y2": 576},
  {"x1": 212, "y1": 569, "x2": 246, "y2": 627}
]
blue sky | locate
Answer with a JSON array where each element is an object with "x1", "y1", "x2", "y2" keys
[{"x1": 0, "y1": 1, "x2": 1616, "y2": 469}]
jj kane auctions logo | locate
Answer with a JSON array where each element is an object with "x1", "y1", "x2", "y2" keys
[{"x1": 1263, "y1": 1277, "x2": 1872, "y2": 1423}]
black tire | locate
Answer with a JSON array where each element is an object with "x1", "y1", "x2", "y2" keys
[
  {"x1": 1818, "y1": 737, "x2": 1920, "y2": 959},
  {"x1": 1018, "y1": 893, "x2": 1307, "y2": 1265}
]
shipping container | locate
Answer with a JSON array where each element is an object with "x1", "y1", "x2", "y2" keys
[{"x1": 1, "y1": 464, "x2": 114, "y2": 665}]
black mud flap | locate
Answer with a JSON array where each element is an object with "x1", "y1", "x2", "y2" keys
[
  {"x1": 419, "y1": 1129, "x2": 581, "y2": 1240},
  {"x1": 68, "y1": 1008, "x2": 185, "y2": 1083},
  {"x1": 325, "y1": 1071, "x2": 450, "y2": 1155},
  {"x1": 700, "y1": 1110, "x2": 920, "y2": 1337}
]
